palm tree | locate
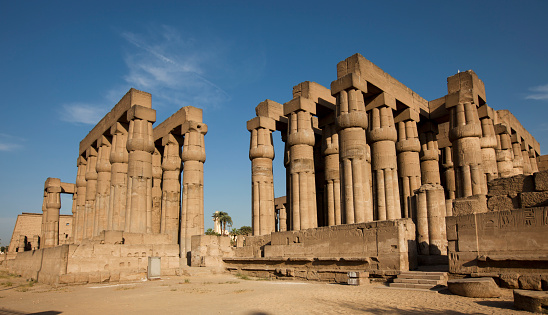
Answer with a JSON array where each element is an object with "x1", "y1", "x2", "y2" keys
[{"x1": 219, "y1": 212, "x2": 232, "y2": 235}]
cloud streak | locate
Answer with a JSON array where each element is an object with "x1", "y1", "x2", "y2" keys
[
  {"x1": 0, "y1": 133, "x2": 24, "y2": 151},
  {"x1": 59, "y1": 103, "x2": 109, "y2": 125},
  {"x1": 525, "y1": 83, "x2": 548, "y2": 100}
]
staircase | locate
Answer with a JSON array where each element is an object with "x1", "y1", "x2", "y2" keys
[{"x1": 389, "y1": 271, "x2": 447, "y2": 290}]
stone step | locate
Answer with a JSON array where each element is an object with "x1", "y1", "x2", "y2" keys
[
  {"x1": 397, "y1": 274, "x2": 445, "y2": 281},
  {"x1": 389, "y1": 283, "x2": 440, "y2": 290},
  {"x1": 393, "y1": 278, "x2": 442, "y2": 285},
  {"x1": 399, "y1": 271, "x2": 447, "y2": 276}
]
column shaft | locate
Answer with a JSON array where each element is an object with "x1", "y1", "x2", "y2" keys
[
  {"x1": 161, "y1": 134, "x2": 182, "y2": 243},
  {"x1": 109, "y1": 122, "x2": 129, "y2": 231}
]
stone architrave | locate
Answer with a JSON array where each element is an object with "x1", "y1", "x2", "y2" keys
[
  {"x1": 511, "y1": 134, "x2": 524, "y2": 176},
  {"x1": 151, "y1": 147, "x2": 162, "y2": 234},
  {"x1": 448, "y1": 102, "x2": 485, "y2": 198},
  {"x1": 332, "y1": 76, "x2": 372, "y2": 224},
  {"x1": 125, "y1": 105, "x2": 156, "y2": 234},
  {"x1": 74, "y1": 156, "x2": 87, "y2": 243},
  {"x1": 248, "y1": 116, "x2": 276, "y2": 235},
  {"x1": 395, "y1": 111, "x2": 421, "y2": 220},
  {"x1": 494, "y1": 125, "x2": 514, "y2": 178},
  {"x1": 368, "y1": 94, "x2": 401, "y2": 221},
  {"x1": 285, "y1": 97, "x2": 318, "y2": 230},
  {"x1": 180, "y1": 121, "x2": 207, "y2": 258},
  {"x1": 84, "y1": 147, "x2": 98, "y2": 240},
  {"x1": 108, "y1": 122, "x2": 129, "y2": 231},
  {"x1": 161, "y1": 134, "x2": 182, "y2": 242},
  {"x1": 94, "y1": 135, "x2": 112, "y2": 236},
  {"x1": 43, "y1": 178, "x2": 62, "y2": 248},
  {"x1": 478, "y1": 105, "x2": 498, "y2": 190},
  {"x1": 321, "y1": 124, "x2": 341, "y2": 226}
]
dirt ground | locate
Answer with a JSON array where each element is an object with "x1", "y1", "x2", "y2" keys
[{"x1": 0, "y1": 269, "x2": 528, "y2": 315}]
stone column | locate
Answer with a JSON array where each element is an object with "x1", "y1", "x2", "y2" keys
[
  {"x1": 419, "y1": 126, "x2": 441, "y2": 186},
  {"x1": 322, "y1": 124, "x2": 341, "y2": 226},
  {"x1": 521, "y1": 141, "x2": 533, "y2": 175},
  {"x1": 44, "y1": 178, "x2": 61, "y2": 248},
  {"x1": 161, "y1": 134, "x2": 182, "y2": 243},
  {"x1": 109, "y1": 122, "x2": 129, "y2": 231},
  {"x1": 395, "y1": 110, "x2": 421, "y2": 219},
  {"x1": 478, "y1": 105, "x2": 498, "y2": 190},
  {"x1": 285, "y1": 97, "x2": 317, "y2": 230},
  {"x1": 278, "y1": 204, "x2": 287, "y2": 232},
  {"x1": 530, "y1": 149, "x2": 539, "y2": 173},
  {"x1": 511, "y1": 134, "x2": 524, "y2": 176},
  {"x1": 332, "y1": 76, "x2": 372, "y2": 224},
  {"x1": 74, "y1": 156, "x2": 87, "y2": 243},
  {"x1": 84, "y1": 147, "x2": 98, "y2": 240},
  {"x1": 40, "y1": 191, "x2": 47, "y2": 248},
  {"x1": 248, "y1": 117, "x2": 275, "y2": 235},
  {"x1": 368, "y1": 95, "x2": 400, "y2": 221},
  {"x1": 94, "y1": 136, "x2": 111, "y2": 236},
  {"x1": 495, "y1": 125, "x2": 514, "y2": 178},
  {"x1": 448, "y1": 102, "x2": 484, "y2": 198},
  {"x1": 440, "y1": 146, "x2": 455, "y2": 216},
  {"x1": 125, "y1": 105, "x2": 156, "y2": 234},
  {"x1": 180, "y1": 121, "x2": 207, "y2": 258},
  {"x1": 151, "y1": 147, "x2": 162, "y2": 234}
]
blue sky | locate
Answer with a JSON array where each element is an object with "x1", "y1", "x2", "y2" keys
[{"x1": 1, "y1": 1, "x2": 547, "y2": 245}]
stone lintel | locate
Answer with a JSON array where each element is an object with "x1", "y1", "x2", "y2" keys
[
  {"x1": 161, "y1": 133, "x2": 183, "y2": 146},
  {"x1": 61, "y1": 182, "x2": 76, "y2": 194},
  {"x1": 153, "y1": 106, "x2": 203, "y2": 141},
  {"x1": 394, "y1": 108, "x2": 420, "y2": 123},
  {"x1": 80, "y1": 88, "x2": 151, "y2": 156},
  {"x1": 365, "y1": 92, "x2": 397, "y2": 112},
  {"x1": 110, "y1": 122, "x2": 128, "y2": 135},
  {"x1": 330, "y1": 73, "x2": 368, "y2": 96},
  {"x1": 180, "y1": 121, "x2": 208, "y2": 135},
  {"x1": 477, "y1": 104, "x2": 495, "y2": 120},
  {"x1": 283, "y1": 96, "x2": 316, "y2": 116},
  {"x1": 293, "y1": 81, "x2": 335, "y2": 105},
  {"x1": 247, "y1": 116, "x2": 276, "y2": 131},
  {"x1": 255, "y1": 99, "x2": 285, "y2": 122},
  {"x1": 127, "y1": 105, "x2": 156, "y2": 123}
]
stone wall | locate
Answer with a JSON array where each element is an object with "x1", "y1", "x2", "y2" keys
[
  {"x1": 487, "y1": 170, "x2": 548, "y2": 211},
  {"x1": 8, "y1": 213, "x2": 72, "y2": 253}
]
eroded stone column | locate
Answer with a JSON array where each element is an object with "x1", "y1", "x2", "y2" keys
[
  {"x1": 511, "y1": 134, "x2": 524, "y2": 176},
  {"x1": 161, "y1": 134, "x2": 182, "y2": 243},
  {"x1": 440, "y1": 146, "x2": 455, "y2": 216},
  {"x1": 94, "y1": 136, "x2": 111, "y2": 236},
  {"x1": 322, "y1": 124, "x2": 341, "y2": 226},
  {"x1": 74, "y1": 156, "x2": 87, "y2": 243},
  {"x1": 285, "y1": 98, "x2": 317, "y2": 230},
  {"x1": 395, "y1": 113, "x2": 420, "y2": 220},
  {"x1": 448, "y1": 102, "x2": 484, "y2": 198},
  {"x1": 84, "y1": 147, "x2": 98, "y2": 240},
  {"x1": 44, "y1": 178, "x2": 61, "y2": 248},
  {"x1": 109, "y1": 122, "x2": 128, "y2": 231},
  {"x1": 478, "y1": 106, "x2": 498, "y2": 190},
  {"x1": 40, "y1": 191, "x2": 47, "y2": 248},
  {"x1": 151, "y1": 147, "x2": 162, "y2": 234},
  {"x1": 180, "y1": 121, "x2": 207, "y2": 258},
  {"x1": 495, "y1": 125, "x2": 514, "y2": 178},
  {"x1": 333, "y1": 84, "x2": 372, "y2": 224},
  {"x1": 530, "y1": 149, "x2": 539, "y2": 173},
  {"x1": 368, "y1": 98, "x2": 400, "y2": 221},
  {"x1": 125, "y1": 105, "x2": 156, "y2": 234},
  {"x1": 278, "y1": 204, "x2": 287, "y2": 232},
  {"x1": 521, "y1": 141, "x2": 533, "y2": 175},
  {"x1": 248, "y1": 117, "x2": 275, "y2": 235}
]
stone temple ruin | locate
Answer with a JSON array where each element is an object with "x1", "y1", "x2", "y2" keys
[{"x1": 3, "y1": 54, "x2": 548, "y2": 293}]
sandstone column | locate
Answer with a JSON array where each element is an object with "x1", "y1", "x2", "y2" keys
[
  {"x1": 74, "y1": 156, "x2": 87, "y2": 243},
  {"x1": 529, "y1": 148, "x2": 539, "y2": 173},
  {"x1": 511, "y1": 134, "x2": 524, "y2": 176},
  {"x1": 440, "y1": 146, "x2": 455, "y2": 216},
  {"x1": 161, "y1": 134, "x2": 182, "y2": 243},
  {"x1": 125, "y1": 105, "x2": 156, "y2": 234},
  {"x1": 278, "y1": 204, "x2": 287, "y2": 232},
  {"x1": 151, "y1": 147, "x2": 162, "y2": 234},
  {"x1": 94, "y1": 136, "x2": 111, "y2": 236},
  {"x1": 40, "y1": 191, "x2": 47, "y2": 248},
  {"x1": 180, "y1": 121, "x2": 207, "y2": 258},
  {"x1": 395, "y1": 111, "x2": 421, "y2": 219},
  {"x1": 108, "y1": 122, "x2": 129, "y2": 231},
  {"x1": 521, "y1": 141, "x2": 533, "y2": 175},
  {"x1": 321, "y1": 124, "x2": 341, "y2": 226},
  {"x1": 285, "y1": 97, "x2": 317, "y2": 230},
  {"x1": 84, "y1": 147, "x2": 98, "y2": 240},
  {"x1": 494, "y1": 125, "x2": 514, "y2": 178},
  {"x1": 332, "y1": 75, "x2": 372, "y2": 224},
  {"x1": 448, "y1": 102, "x2": 485, "y2": 198},
  {"x1": 248, "y1": 117, "x2": 275, "y2": 235},
  {"x1": 478, "y1": 105, "x2": 498, "y2": 190},
  {"x1": 368, "y1": 94, "x2": 400, "y2": 221},
  {"x1": 44, "y1": 178, "x2": 61, "y2": 248}
]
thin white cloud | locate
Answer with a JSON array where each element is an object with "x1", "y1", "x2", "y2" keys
[
  {"x1": 0, "y1": 133, "x2": 24, "y2": 151},
  {"x1": 525, "y1": 83, "x2": 548, "y2": 100},
  {"x1": 59, "y1": 103, "x2": 108, "y2": 125}
]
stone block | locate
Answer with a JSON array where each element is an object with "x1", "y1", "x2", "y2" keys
[
  {"x1": 488, "y1": 174, "x2": 534, "y2": 196},
  {"x1": 519, "y1": 275, "x2": 543, "y2": 291},
  {"x1": 447, "y1": 277, "x2": 501, "y2": 298},
  {"x1": 487, "y1": 195, "x2": 515, "y2": 211},
  {"x1": 499, "y1": 273, "x2": 520, "y2": 289},
  {"x1": 348, "y1": 278, "x2": 370, "y2": 286},
  {"x1": 59, "y1": 274, "x2": 75, "y2": 284},
  {"x1": 127, "y1": 105, "x2": 156, "y2": 122},
  {"x1": 534, "y1": 171, "x2": 548, "y2": 191},
  {"x1": 452, "y1": 195, "x2": 487, "y2": 216},
  {"x1": 88, "y1": 272, "x2": 101, "y2": 284},
  {"x1": 520, "y1": 191, "x2": 548, "y2": 208},
  {"x1": 513, "y1": 289, "x2": 548, "y2": 313}
]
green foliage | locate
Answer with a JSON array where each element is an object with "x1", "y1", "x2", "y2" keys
[
  {"x1": 205, "y1": 228, "x2": 220, "y2": 236},
  {"x1": 230, "y1": 225, "x2": 252, "y2": 236}
]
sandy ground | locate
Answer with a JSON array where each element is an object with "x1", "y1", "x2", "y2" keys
[{"x1": 0, "y1": 269, "x2": 528, "y2": 315}]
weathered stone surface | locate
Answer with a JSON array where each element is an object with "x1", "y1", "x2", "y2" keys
[
  {"x1": 513, "y1": 289, "x2": 548, "y2": 313},
  {"x1": 499, "y1": 273, "x2": 520, "y2": 289},
  {"x1": 534, "y1": 171, "x2": 548, "y2": 191},
  {"x1": 487, "y1": 195, "x2": 515, "y2": 211},
  {"x1": 452, "y1": 195, "x2": 487, "y2": 216},
  {"x1": 520, "y1": 191, "x2": 548, "y2": 208},
  {"x1": 447, "y1": 277, "x2": 501, "y2": 298},
  {"x1": 488, "y1": 174, "x2": 534, "y2": 196},
  {"x1": 519, "y1": 275, "x2": 543, "y2": 291}
]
